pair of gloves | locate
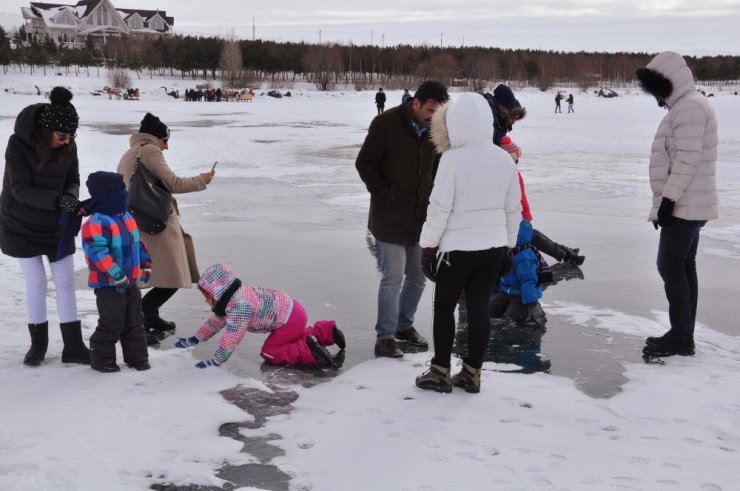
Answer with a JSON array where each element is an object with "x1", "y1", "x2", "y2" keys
[
  {"x1": 653, "y1": 198, "x2": 675, "y2": 229},
  {"x1": 174, "y1": 335, "x2": 221, "y2": 369}
]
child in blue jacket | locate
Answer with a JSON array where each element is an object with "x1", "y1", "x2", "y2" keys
[
  {"x1": 81, "y1": 171, "x2": 152, "y2": 372},
  {"x1": 489, "y1": 220, "x2": 547, "y2": 327}
]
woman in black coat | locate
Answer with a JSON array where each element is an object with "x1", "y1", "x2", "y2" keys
[{"x1": 0, "y1": 87, "x2": 90, "y2": 366}]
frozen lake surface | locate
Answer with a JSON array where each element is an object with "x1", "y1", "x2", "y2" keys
[{"x1": 1, "y1": 71, "x2": 739, "y2": 490}]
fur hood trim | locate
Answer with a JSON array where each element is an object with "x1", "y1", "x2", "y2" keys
[
  {"x1": 636, "y1": 51, "x2": 695, "y2": 107},
  {"x1": 636, "y1": 67, "x2": 673, "y2": 100},
  {"x1": 430, "y1": 100, "x2": 452, "y2": 154}
]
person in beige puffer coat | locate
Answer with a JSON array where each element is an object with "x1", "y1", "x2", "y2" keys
[{"x1": 636, "y1": 51, "x2": 718, "y2": 358}]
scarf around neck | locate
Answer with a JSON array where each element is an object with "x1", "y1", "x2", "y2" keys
[{"x1": 212, "y1": 278, "x2": 242, "y2": 317}]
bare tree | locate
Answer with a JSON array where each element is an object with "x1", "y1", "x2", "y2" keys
[
  {"x1": 303, "y1": 45, "x2": 342, "y2": 91},
  {"x1": 462, "y1": 52, "x2": 496, "y2": 92},
  {"x1": 220, "y1": 34, "x2": 242, "y2": 88},
  {"x1": 107, "y1": 68, "x2": 131, "y2": 89}
]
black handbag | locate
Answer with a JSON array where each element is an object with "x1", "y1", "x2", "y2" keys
[{"x1": 127, "y1": 154, "x2": 173, "y2": 234}]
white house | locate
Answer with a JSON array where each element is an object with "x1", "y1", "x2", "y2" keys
[{"x1": 21, "y1": 0, "x2": 174, "y2": 47}]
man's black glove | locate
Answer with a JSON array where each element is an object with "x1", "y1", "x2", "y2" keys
[
  {"x1": 656, "y1": 197, "x2": 675, "y2": 229},
  {"x1": 420, "y1": 247, "x2": 439, "y2": 283},
  {"x1": 57, "y1": 192, "x2": 82, "y2": 214}
]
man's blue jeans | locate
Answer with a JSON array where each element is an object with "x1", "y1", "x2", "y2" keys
[
  {"x1": 657, "y1": 218, "x2": 706, "y2": 342},
  {"x1": 374, "y1": 239, "x2": 426, "y2": 340}
]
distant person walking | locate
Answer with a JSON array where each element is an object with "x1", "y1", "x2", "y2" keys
[
  {"x1": 375, "y1": 88, "x2": 387, "y2": 114},
  {"x1": 117, "y1": 113, "x2": 215, "y2": 342},
  {"x1": 356, "y1": 81, "x2": 449, "y2": 358},
  {"x1": 555, "y1": 92, "x2": 563, "y2": 113},
  {"x1": 567, "y1": 93, "x2": 574, "y2": 113},
  {"x1": 0, "y1": 86, "x2": 90, "y2": 367},
  {"x1": 636, "y1": 51, "x2": 718, "y2": 358},
  {"x1": 402, "y1": 89, "x2": 412, "y2": 104}
]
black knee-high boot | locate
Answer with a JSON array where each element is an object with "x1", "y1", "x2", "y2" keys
[
  {"x1": 60, "y1": 321, "x2": 91, "y2": 364},
  {"x1": 24, "y1": 322, "x2": 49, "y2": 367}
]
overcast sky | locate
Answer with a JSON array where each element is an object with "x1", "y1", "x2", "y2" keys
[{"x1": 1, "y1": 0, "x2": 739, "y2": 55}]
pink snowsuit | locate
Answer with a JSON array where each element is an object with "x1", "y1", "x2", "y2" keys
[{"x1": 195, "y1": 263, "x2": 337, "y2": 366}]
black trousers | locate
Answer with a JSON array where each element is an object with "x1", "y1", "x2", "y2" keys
[
  {"x1": 90, "y1": 287, "x2": 148, "y2": 369},
  {"x1": 432, "y1": 247, "x2": 506, "y2": 369},
  {"x1": 532, "y1": 229, "x2": 566, "y2": 262},
  {"x1": 141, "y1": 287, "x2": 178, "y2": 316}
]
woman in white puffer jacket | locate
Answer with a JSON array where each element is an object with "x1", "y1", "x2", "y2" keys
[
  {"x1": 636, "y1": 51, "x2": 719, "y2": 358},
  {"x1": 415, "y1": 93, "x2": 521, "y2": 394}
]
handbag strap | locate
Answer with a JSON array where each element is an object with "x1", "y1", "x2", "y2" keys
[{"x1": 128, "y1": 143, "x2": 148, "y2": 190}]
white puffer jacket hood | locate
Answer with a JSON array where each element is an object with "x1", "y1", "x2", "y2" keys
[
  {"x1": 430, "y1": 92, "x2": 493, "y2": 153},
  {"x1": 641, "y1": 51, "x2": 696, "y2": 108},
  {"x1": 420, "y1": 93, "x2": 521, "y2": 252}
]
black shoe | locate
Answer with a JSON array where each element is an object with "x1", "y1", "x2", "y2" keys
[
  {"x1": 332, "y1": 325, "x2": 346, "y2": 350},
  {"x1": 645, "y1": 334, "x2": 666, "y2": 346},
  {"x1": 395, "y1": 327, "x2": 429, "y2": 347},
  {"x1": 144, "y1": 313, "x2": 176, "y2": 332},
  {"x1": 92, "y1": 364, "x2": 121, "y2": 373},
  {"x1": 332, "y1": 349, "x2": 346, "y2": 368},
  {"x1": 642, "y1": 337, "x2": 695, "y2": 357},
  {"x1": 129, "y1": 361, "x2": 151, "y2": 371},
  {"x1": 306, "y1": 335, "x2": 334, "y2": 367},
  {"x1": 561, "y1": 247, "x2": 585, "y2": 266},
  {"x1": 374, "y1": 339, "x2": 404, "y2": 358}
]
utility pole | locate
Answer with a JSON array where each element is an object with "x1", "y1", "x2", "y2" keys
[
  {"x1": 319, "y1": 29, "x2": 322, "y2": 44},
  {"x1": 252, "y1": 15, "x2": 255, "y2": 41},
  {"x1": 381, "y1": 33, "x2": 385, "y2": 48},
  {"x1": 371, "y1": 29, "x2": 374, "y2": 46},
  {"x1": 440, "y1": 32, "x2": 444, "y2": 48}
]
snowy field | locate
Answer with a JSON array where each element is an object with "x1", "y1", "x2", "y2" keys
[{"x1": 1, "y1": 69, "x2": 740, "y2": 490}]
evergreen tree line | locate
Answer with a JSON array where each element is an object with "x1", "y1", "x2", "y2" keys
[{"x1": 2, "y1": 26, "x2": 739, "y2": 90}]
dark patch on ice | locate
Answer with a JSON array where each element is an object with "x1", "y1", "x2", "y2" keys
[
  {"x1": 230, "y1": 121, "x2": 349, "y2": 129},
  {"x1": 176, "y1": 120, "x2": 236, "y2": 128},
  {"x1": 85, "y1": 122, "x2": 138, "y2": 135}
]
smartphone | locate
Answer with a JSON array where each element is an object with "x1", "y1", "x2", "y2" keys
[{"x1": 211, "y1": 161, "x2": 218, "y2": 172}]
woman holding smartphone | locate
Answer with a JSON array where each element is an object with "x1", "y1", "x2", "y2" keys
[{"x1": 117, "y1": 113, "x2": 215, "y2": 342}]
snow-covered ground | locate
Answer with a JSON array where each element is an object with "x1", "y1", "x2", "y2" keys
[{"x1": 1, "y1": 68, "x2": 739, "y2": 490}]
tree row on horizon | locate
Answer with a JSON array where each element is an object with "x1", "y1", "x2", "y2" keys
[{"x1": 1, "y1": 26, "x2": 739, "y2": 91}]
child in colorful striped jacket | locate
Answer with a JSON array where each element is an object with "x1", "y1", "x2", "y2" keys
[
  {"x1": 81, "y1": 171, "x2": 151, "y2": 373},
  {"x1": 175, "y1": 262, "x2": 345, "y2": 368}
]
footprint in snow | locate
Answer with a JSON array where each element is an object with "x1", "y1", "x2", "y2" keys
[{"x1": 296, "y1": 438, "x2": 315, "y2": 449}]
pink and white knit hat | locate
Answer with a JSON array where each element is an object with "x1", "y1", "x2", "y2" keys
[{"x1": 198, "y1": 263, "x2": 237, "y2": 301}]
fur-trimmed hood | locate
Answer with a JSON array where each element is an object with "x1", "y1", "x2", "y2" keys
[
  {"x1": 430, "y1": 93, "x2": 494, "y2": 154},
  {"x1": 636, "y1": 51, "x2": 696, "y2": 108}
]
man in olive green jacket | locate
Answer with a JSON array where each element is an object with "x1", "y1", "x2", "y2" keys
[{"x1": 356, "y1": 81, "x2": 449, "y2": 358}]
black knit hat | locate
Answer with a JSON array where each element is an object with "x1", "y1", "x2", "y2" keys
[
  {"x1": 139, "y1": 112, "x2": 170, "y2": 140},
  {"x1": 38, "y1": 87, "x2": 79, "y2": 134},
  {"x1": 86, "y1": 171, "x2": 125, "y2": 198},
  {"x1": 493, "y1": 84, "x2": 521, "y2": 110}
]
